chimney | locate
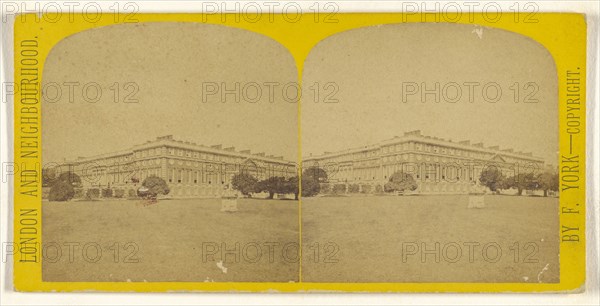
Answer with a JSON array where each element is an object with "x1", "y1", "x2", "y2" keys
[
  {"x1": 404, "y1": 130, "x2": 422, "y2": 136},
  {"x1": 157, "y1": 135, "x2": 173, "y2": 140}
]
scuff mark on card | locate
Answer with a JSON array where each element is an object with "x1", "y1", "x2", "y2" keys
[
  {"x1": 472, "y1": 26, "x2": 484, "y2": 39},
  {"x1": 216, "y1": 261, "x2": 228, "y2": 274},
  {"x1": 537, "y1": 264, "x2": 550, "y2": 283}
]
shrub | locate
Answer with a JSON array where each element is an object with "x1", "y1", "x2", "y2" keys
[
  {"x1": 74, "y1": 188, "x2": 85, "y2": 199},
  {"x1": 332, "y1": 184, "x2": 346, "y2": 195},
  {"x1": 86, "y1": 188, "x2": 100, "y2": 200},
  {"x1": 114, "y1": 189, "x2": 125, "y2": 198},
  {"x1": 361, "y1": 184, "x2": 372, "y2": 194},
  {"x1": 385, "y1": 172, "x2": 418, "y2": 193},
  {"x1": 128, "y1": 189, "x2": 137, "y2": 198},
  {"x1": 102, "y1": 188, "x2": 113, "y2": 198},
  {"x1": 348, "y1": 184, "x2": 360, "y2": 193},
  {"x1": 141, "y1": 176, "x2": 170, "y2": 197},
  {"x1": 375, "y1": 184, "x2": 383, "y2": 193},
  {"x1": 320, "y1": 183, "x2": 331, "y2": 194},
  {"x1": 48, "y1": 181, "x2": 75, "y2": 201}
]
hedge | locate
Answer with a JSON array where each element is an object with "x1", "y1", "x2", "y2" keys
[
  {"x1": 102, "y1": 188, "x2": 113, "y2": 198},
  {"x1": 332, "y1": 184, "x2": 346, "y2": 194},
  {"x1": 348, "y1": 184, "x2": 360, "y2": 193},
  {"x1": 114, "y1": 189, "x2": 125, "y2": 198},
  {"x1": 86, "y1": 188, "x2": 100, "y2": 199},
  {"x1": 360, "y1": 184, "x2": 372, "y2": 193}
]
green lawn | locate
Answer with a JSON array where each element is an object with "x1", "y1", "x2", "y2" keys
[
  {"x1": 301, "y1": 194, "x2": 559, "y2": 283},
  {"x1": 42, "y1": 198, "x2": 299, "y2": 282}
]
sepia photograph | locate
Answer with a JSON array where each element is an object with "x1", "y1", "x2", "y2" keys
[
  {"x1": 300, "y1": 23, "x2": 559, "y2": 283},
  {"x1": 34, "y1": 19, "x2": 570, "y2": 287},
  {"x1": 41, "y1": 22, "x2": 300, "y2": 282},
  {"x1": 39, "y1": 22, "x2": 561, "y2": 284}
]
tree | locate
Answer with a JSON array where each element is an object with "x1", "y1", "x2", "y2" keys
[
  {"x1": 301, "y1": 175, "x2": 320, "y2": 198},
  {"x1": 538, "y1": 171, "x2": 559, "y2": 197},
  {"x1": 479, "y1": 166, "x2": 505, "y2": 192},
  {"x1": 48, "y1": 180, "x2": 75, "y2": 201},
  {"x1": 302, "y1": 166, "x2": 328, "y2": 183},
  {"x1": 504, "y1": 172, "x2": 538, "y2": 195},
  {"x1": 141, "y1": 176, "x2": 170, "y2": 198},
  {"x1": 231, "y1": 173, "x2": 258, "y2": 197},
  {"x1": 384, "y1": 171, "x2": 418, "y2": 193},
  {"x1": 255, "y1": 176, "x2": 286, "y2": 199},
  {"x1": 42, "y1": 167, "x2": 58, "y2": 187},
  {"x1": 285, "y1": 176, "x2": 300, "y2": 200},
  {"x1": 57, "y1": 171, "x2": 82, "y2": 187}
]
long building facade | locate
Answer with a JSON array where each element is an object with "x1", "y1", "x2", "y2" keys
[
  {"x1": 59, "y1": 135, "x2": 296, "y2": 198},
  {"x1": 303, "y1": 130, "x2": 546, "y2": 194}
]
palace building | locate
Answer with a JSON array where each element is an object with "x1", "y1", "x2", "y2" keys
[
  {"x1": 303, "y1": 130, "x2": 546, "y2": 194},
  {"x1": 59, "y1": 135, "x2": 296, "y2": 198}
]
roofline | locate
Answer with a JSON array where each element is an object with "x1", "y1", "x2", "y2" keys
[
  {"x1": 61, "y1": 136, "x2": 295, "y2": 165},
  {"x1": 303, "y1": 132, "x2": 544, "y2": 163}
]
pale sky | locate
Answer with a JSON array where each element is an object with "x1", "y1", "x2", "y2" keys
[
  {"x1": 42, "y1": 22, "x2": 298, "y2": 163},
  {"x1": 301, "y1": 23, "x2": 558, "y2": 164},
  {"x1": 42, "y1": 22, "x2": 558, "y2": 166}
]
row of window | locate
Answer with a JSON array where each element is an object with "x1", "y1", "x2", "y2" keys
[
  {"x1": 132, "y1": 147, "x2": 291, "y2": 166},
  {"x1": 133, "y1": 147, "x2": 242, "y2": 163},
  {"x1": 331, "y1": 164, "x2": 496, "y2": 183},
  {"x1": 316, "y1": 142, "x2": 525, "y2": 165}
]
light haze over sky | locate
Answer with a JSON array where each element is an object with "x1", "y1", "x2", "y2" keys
[
  {"x1": 42, "y1": 22, "x2": 558, "y2": 165},
  {"x1": 42, "y1": 23, "x2": 298, "y2": 163},
  {"x1": 301, "y1": 23, "x2": 558, "y2": 164}
]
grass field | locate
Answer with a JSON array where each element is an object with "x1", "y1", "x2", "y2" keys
[
  {"x1": 43, "y1": 194, "x2": 559, "y2": 284},
  {"x1": 301, "y1": 194, "x2": 559, "y2": 283},
  {"x1": 42, "y1": 198, "x2": 299, "y2": 282}
]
